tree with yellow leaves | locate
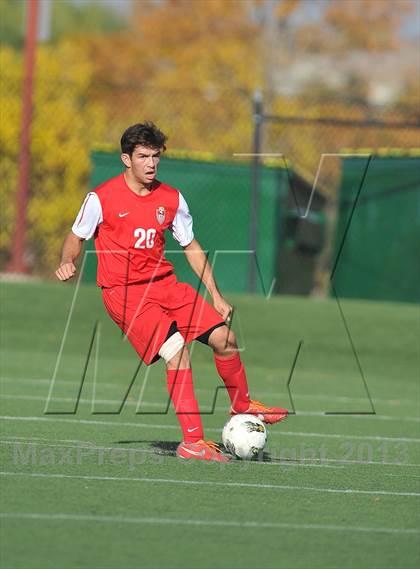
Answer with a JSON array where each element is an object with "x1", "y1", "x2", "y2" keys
[
  {"x1": 1, "y1": 41, "x2": 106, "y2": 272},
  {"x1": 80, "y1": 0, "x2": 263, "y2": 154}
]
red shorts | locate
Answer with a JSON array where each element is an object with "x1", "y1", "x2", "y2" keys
[{"x1": 102, "y1": 273, "x2": 224, "y2": 365}]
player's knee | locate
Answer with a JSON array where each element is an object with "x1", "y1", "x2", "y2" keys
[
  {"x1": 159, "y1": 331, "x2": 189, "y2": 368},
  {"x1": 225, "y1": 328, "x2": 237, "y2": 350},
  {"x1": 210, "y1": 326, "x2": 237, "y2": 356}
]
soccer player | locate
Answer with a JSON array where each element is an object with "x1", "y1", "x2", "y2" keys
[{"x1": 55, "y1": 122, "x2": 288, "y2": 462}]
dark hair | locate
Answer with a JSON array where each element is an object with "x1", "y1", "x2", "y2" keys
[{"x1": 120, "y1": 122, "x2": 167, "y2": 156}]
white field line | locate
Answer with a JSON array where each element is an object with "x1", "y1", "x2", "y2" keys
[
  {"x1": 1, "y1": 393, "x2": 419, "y2": 424},
  {"x1": 0, "y1": 512, "x2": 418, "y2": 535},
  {"x1": 0, "y1": 440, "x2": 344, "y2": 470},
  {"x1": 1, "y1": 415, "x2": 419, "y2": 444},
  {"x1": 297, "y1": 411, "x2": 420, "y2": 423},
  {"x1": 385, "y1": 473, "x2": 420, "y2": 479},
  {"x1": 1, "y1": 470, "x2": 419, "y2": 497},
  {"x1": 2, "y1": 436, "x2": 92, "y2": 444},
  {"x1": 2, "y1": 436, "x2": 419, "y2": 468},
  {"x1": 0, "y1": 439, "x2": 151, "y2": 455},
  {"x1": 1, "y1": 376, "x2": 418, "y2": 408},
  {"x1": 0, "y1": 393, "x2": 162, "y2": 407}
]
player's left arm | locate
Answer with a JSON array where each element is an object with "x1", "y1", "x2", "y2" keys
[{"x1": 183, "y1": 238, "x2": 232, "y2": 322}]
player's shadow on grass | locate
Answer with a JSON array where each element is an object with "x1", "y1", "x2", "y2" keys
[
  {"x1": 115, "y1": 439, "x2": 179, "y2": 457},
  {"x1": 114, "y1": 439, "x2": 297, "y2": 464}
]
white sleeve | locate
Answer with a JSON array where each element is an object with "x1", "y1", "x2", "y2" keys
[
  {"x1": 71, "y1": 192, "x2": 103, "y2": 240},
  {"x1": 170, "y1": 192, "x2": 194, "y2": 247}
]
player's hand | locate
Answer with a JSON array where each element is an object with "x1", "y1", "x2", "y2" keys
[
  {"x1": 213, "y1": 296, "x2": 233, "y2": 323},
  {"x1": 55, "y1": 262, "x2": 76, "y2": 281}
]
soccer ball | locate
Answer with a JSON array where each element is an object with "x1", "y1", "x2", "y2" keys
[{"x1": 222, "y1": 414, "x2": 267, "y2": 460}]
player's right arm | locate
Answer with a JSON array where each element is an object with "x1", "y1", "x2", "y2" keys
[
  {"x1": 55, "y1": 232, "x2": 84, "y2": 281},
  {"x1": 55, "y1": 192, "x2": 103, "y2": 282}
]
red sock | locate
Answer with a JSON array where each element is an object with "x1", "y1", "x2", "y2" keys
[
  {"x1": 166, "y1": 368, "x2": 204, "y2": 443},
  {"x1": 213, "y1": 353, "x2": 250, "y2": 413}
]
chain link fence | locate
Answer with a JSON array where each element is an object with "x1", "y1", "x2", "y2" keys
[
  {"x1": 252, "y1": 94, "x2": 420, "y2": 295},
  {"x1": 2, "y1": 71, "x2": 419, "y2": 293}
]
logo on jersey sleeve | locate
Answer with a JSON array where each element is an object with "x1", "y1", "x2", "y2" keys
[{"x1": 156, "y1": 206, "x2": 166, "y2": 225}]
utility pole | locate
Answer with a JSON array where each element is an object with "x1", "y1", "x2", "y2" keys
[
  {"x1": 248, "y1": 89, "x2": 263, "y2": 293},
  {"x1": 7, "y1": 0, "x2": 39, "y2": 273},
  {"x1": 38, "y1": 0, "x2": 51, "y2": 43}
]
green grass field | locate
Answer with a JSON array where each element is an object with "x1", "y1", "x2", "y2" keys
[{"x1": 1, "y1": 281, "x2": 419, "y2": 569}]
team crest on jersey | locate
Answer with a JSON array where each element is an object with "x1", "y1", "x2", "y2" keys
[{"x1": 156, "y1": 206, "x2": 166, "y2": 224}]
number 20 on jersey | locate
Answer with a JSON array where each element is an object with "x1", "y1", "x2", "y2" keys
[{"x1": 134, "y1": 228, "x2": 156, "y2": 249}]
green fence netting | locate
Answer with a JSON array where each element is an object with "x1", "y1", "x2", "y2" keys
[{"x1": 333, "y1": 156, "x2": 420, "y2": 303}]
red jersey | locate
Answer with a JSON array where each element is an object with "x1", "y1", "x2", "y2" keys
[{"x1": 72, "y1": 173, "x2": 194, "y2": 287}]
